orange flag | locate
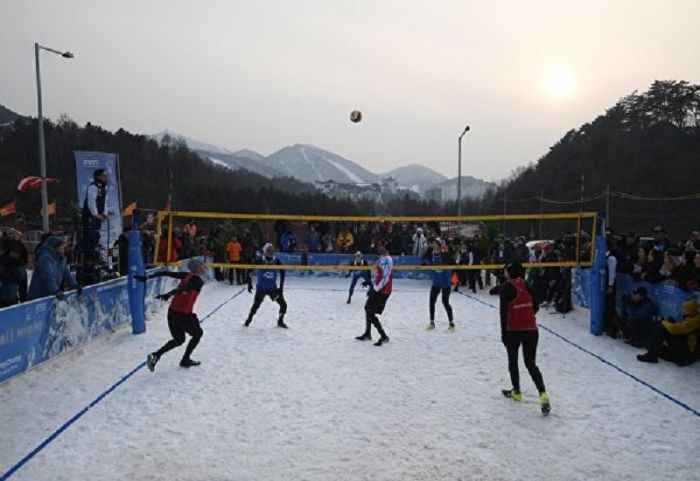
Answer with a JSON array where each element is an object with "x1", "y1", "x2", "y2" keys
[
  {"x1": 41, "y1": 202, "x2": 57, "y2": 217},
  {"x1": 121, "y1": 201, "x2": 137, "y2": 216},
  {"x1": 0, "y1": 201, "x2": 17, "y2": 217}
]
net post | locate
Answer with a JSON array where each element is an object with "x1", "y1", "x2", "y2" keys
[
  {"x1": 154, "y1": 211, "x2": 163, "y2": 265},
  {"x1": 589, "y1": 234, "x2": 607, "y2": 335},
  {"x1": 127, "y1": 230, "x2": 146, "y2": 334},
  {"x1": 166, "y1": 213, "x2": 174, "y2": 266}
]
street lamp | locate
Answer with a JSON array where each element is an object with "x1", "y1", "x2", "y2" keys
[
  {"x1": 457, "y1": 125, "x2": 470, "y2": 218},
  {"x1": 35, "y1": 42, "x2": 74, "y2": 232}
]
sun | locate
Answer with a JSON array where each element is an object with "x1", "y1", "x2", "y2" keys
[{"x1": 545, "y1": 69, "x2": 574, "y2": 99}]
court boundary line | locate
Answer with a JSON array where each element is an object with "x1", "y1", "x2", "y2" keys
[
  {"x1": 458, "y1": 291, "x2": 700, "y2": 419},
  {"x1": 0, "y1": 288, "x2": 246, "y2": 481}
]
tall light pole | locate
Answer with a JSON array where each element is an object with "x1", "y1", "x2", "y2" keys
[
  {"x1": 35, "y1": 42, "x2": 74, "y2": 232},
  {"x1": 457, "y1": 125, "x2": 470, "y2": 218}
]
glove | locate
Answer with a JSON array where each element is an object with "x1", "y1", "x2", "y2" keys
[
  {"x1": 361, "y1": 280, "x2": 370, "y2": 287},
  {"x1": 134, "y1": 275, "x2": 148, "y2": 282},
  {"x1": 55, "y1": 291, "x2": 65, "y2": 301},
  {"x1": 76, "y1": 285, "x2": 83, "y2": 296},
  {"x1": 247, "y1": 284, "x2": 253, "y2": 293},
  {"x1": 156, "y1": 293, "x2": 171, "y2": 301}
]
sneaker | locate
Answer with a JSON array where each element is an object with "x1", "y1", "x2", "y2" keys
[
  {"x1": 501, "y1": 389, "x2": 522, "y2": 401},
  {"x1": 637, "y1": 352, "x2": 658, "y2": 363},
  {"x1": 277, "y1": 320, "x2": 288, "y2": 329},
  {"x1": 374, "y1": 336, "x2": 390, "y2": 347},
  {"x1": 448, "y1": 323, "x2": 455, "y2": 332},
  {"x1": 426, "y1": 322, "x2": 435, "y2": 331},
  {"x1": 540, "y1": 392, "x2": 551, "y2": 415},
  {"x1": 355, "y1": 333, "x2": 372, "y2": 341},
  {"x1": 180, "y1": 358, "x2": 201, "y2": 368},
  {"x1": 146, "y1": 352, "x2": 160, "y2": 372}
]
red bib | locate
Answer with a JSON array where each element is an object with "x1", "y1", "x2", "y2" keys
[
  {"x1": 169, "y1": 274, "x2": 200, "y2": 314},
  {"x1": 506, "y1": 278, "x2": 537, "y2": 331}
]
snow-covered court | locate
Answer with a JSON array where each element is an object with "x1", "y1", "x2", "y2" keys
[{"x1": 1, "y1": 277, "x2": 699, "y2": 481}]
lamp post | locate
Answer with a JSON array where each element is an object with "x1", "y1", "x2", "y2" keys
[
  {"x1": 35, "y1": 42, "x2": 74, "y2": 232},
  {"x1": 457, "y1": 125, "x2": 470, "y2": 218}
]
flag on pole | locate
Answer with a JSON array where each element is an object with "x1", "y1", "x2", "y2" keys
[
  {"x1": 121, "y1": 201, "x2": 137, "y2": 216},
  {"x1": 163, "y1": 201, "x2": 171, "y2": 212},
  {"x1": 16, "y1": 176, "x2": 58, "y2": 192},
  {"x1": 0, "y1": 201, "x2": 17, "y2": 217}
]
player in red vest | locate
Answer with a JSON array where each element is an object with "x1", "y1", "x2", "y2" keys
[
  {"x1": 499, "y1": 261, "x2": 551, "y2": 415},
  {"x1": 135, "y1": 258, "x2": 207, "y2": 371}
]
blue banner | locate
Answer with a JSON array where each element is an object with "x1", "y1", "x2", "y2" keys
[
  {"x1": 572, "y1": 268, "x2": 591, "y2": 309},
  {"x1": 0, "y1": 260, "x2": 213, "y2": 385},
  {"x1": 74, "y1": 151, "x2": 123, "y2": 248}
]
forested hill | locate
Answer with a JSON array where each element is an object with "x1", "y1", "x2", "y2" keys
[
  {"x1": 0, "y1": 116, "x2": 364, "y2": 228},
  {"x1": 487, "y1": 80, "x2": 700, "y2": 239}
]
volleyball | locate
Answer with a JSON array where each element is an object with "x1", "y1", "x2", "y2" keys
[{"x1": 350, "y1": 110, "x2": 363, "y2": 123}]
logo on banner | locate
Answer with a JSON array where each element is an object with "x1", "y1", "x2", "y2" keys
[{"x1": 83, "y1": 159, "x2": 100, "y2": 167}]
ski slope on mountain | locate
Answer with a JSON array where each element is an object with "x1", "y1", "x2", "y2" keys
[{"x1": 1, "y1": 277, "x2": 698, "y2": 481}]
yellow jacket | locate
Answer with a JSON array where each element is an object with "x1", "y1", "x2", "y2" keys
[
  {"x1": 336, "y1": 231, "x2": 354, "y2": 250},
  {"x1": 662, "y1": 299, "x2": 700, "y2": 353}
]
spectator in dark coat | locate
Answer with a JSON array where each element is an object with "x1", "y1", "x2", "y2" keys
[
  {"x1": 28, "y1": 236, "x2": 79, "y2": 300},
  {"x1": 614, "y1": 287, "x2": 658, "y2": 346},
  {"x1": 0, "y1": 239, "x2": 28, "y2": 307}
]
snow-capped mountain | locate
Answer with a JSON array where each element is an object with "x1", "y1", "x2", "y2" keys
[
  {"x1": 202, "y1": 152, "x2": 285, "y2": 178},
  {"x1": 381, "y1": 165, "x2": 448, "y2": 193},
  {"x1": 152, "y1": 129, "x2": 493, "y2": 199},
  {"x1": 233, "y1": 149, "x2": 266, "y2": 162},
  {"x1": 151, "y1": 130, "x2": 234, "y2": 156},
  {"x1": 265, "y1": 144, "x2": 379, "y2": 184}
]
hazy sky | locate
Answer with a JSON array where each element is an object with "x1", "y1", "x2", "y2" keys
[{"x1": 2, "y1": 0, "x2": 699, "y2": 181}]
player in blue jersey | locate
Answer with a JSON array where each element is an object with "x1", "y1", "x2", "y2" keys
[
  {"x1": 244, "y1": 243, "x2": 288, "y2": 328},
  {"x1": 424, "y1": 238, "x2": 455, "y2": 331}
]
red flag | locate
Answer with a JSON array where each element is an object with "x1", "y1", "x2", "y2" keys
[
  {"x1": 0, "y1": 201, "x2": 17, "y2": 217},
  {"x1": 17, "y1": 176, "x2": 58, "y2": 192}
]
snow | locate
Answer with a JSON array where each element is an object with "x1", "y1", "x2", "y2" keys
[
  {"x1": 299, "y1": 146, "x2": 324, "y2": 181},
  {"x1": 207, "y1": 156, "x2": 232, "y2": 170},
  {"x1": 1, "y1": 277, "x2": 699, "y2": 481},
  {"x1": 322, "y1": 155, "x2": 364, "y2": 183}
]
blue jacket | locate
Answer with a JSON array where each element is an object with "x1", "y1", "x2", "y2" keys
[
  {"x1": 429, "y1": 253, "x2": 452, "y2": 288},
  {"x1": 28, "y1": 244, "x2": 77, "y2": 300},
  {"x1": 281, "y1": 231, "x2": 297, "y2": 253},
  {"x1": 621, "y1": 297, "x2": 658, "y2": 326}
]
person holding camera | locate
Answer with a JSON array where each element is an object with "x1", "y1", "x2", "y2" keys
[
  {"x1": 615, "y1": 287, "x2": 657, "y2": 346},
  {"x1": 244, "y1": 243, "x2": 288, "y2": 328},
  {"x1": 135, "y1": 258, "x2": 207, "y2": 371}
]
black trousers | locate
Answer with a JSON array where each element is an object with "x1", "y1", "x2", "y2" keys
[
  {"x1": 503, "y1": 330, "x2": 546, "y2": 393},
  {"x1": 248, "y1": 289, "x2": 287, "y2": 322},
  {"x1": 155, "y1": 310, "x2": 203, "y2": 360},
  {"x1": 604, "y1": 286, "x2": 617, "y2": 331},
  {"x1": 467, "y1": 270, "x2": 483, "y2": 292},
  {"x1": 227, "y1": 262, "x2": 244, "y2": 284},
  {"x1": 429, "y1": 286, "x2": 453, "y2": 322},
  {"x1": 362, "y1": 291, "x2": 389, "y2": 338}
]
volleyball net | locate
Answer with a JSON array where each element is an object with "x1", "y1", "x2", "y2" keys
[{"x1": 151, "y1": 211, "x2": 598, "y2": 272}]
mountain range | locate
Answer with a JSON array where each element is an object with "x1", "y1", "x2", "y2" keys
[{"x1": 151, "y1": 130, "x2": 495, "y2": 199}]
